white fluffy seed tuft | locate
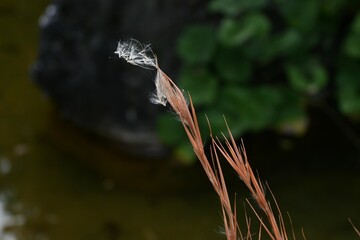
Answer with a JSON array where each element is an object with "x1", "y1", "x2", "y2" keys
[
  {"x1": 150, "y1": 70, "x2": 167, "y2": 106},
  {"x1": 115, "y1": 39, "x2": 167, "y2": 106},
  {"x1": 114, "y1": 39, "x2": 157, "y2": 69}
]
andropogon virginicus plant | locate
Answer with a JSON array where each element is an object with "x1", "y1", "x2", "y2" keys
[{"x1": 115, "y1": 39, "x2": 291, "y2": 240}]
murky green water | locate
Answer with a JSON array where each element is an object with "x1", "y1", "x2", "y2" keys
[{"x1": 0, "y1": 0, "x2": 359, "y2": 240}]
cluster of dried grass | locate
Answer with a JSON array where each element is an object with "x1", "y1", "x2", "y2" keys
[
  {"x1": 149, "y1": 67, "x2": 291, "y2": 240},
  {"x1": 115, "y1": 39, "x2": 359, "y2": 240}
]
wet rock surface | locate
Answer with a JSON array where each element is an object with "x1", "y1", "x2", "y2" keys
[{"x1": 32, "y1": 0, "x2": 207, "y2": 158}]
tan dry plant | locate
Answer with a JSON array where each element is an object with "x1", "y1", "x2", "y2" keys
[
  {"x1": 115, "y1": 39, "x2": 290, "y2": 240},
  {"x1": 349, "y1": 219, "x2": 360, "y2": 237}
]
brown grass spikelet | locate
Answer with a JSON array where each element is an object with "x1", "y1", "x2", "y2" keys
[{"x1": 115, "y1": 39, "x2": 292, "y2": 240}]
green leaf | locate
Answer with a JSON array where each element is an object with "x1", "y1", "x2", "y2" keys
[
  {"x1": 195, "y1": 108, "x2": 241, "y2": 138},
  {"x1": 157, "y1": 113, "x2": 185, "y2": 145},
  {"x1": 239, "y1": 30, "x2": 305, "y2": 62},
  {"x1": 218, "y1": 13, "x2": 271, "y2": 47},
  {"x1": 177, "y1": 25, "x2": 217, "y2": 64},
  {"x1": 279, "y1": 30, "x2": 303, "y2": 54},
  {"x1": 240, "y1": 38, "x2": 268, "y2": 60},
  {"x1": 276, "y1": 0, "x2": 319, "y2": 32},
  {"x1": 259, "y1": 30, "x2": 302, "y2": 63},
  {"x1": 344, "y1": 13, "x2": 360, "y2": 58},
  {"x1": 286, "y1": 61, "x2": 328, "y2": 94},
  {"x1": 336, "y1": 61, "x2": 360, "y2": 115},
  {"x1": 218, "y1": 86, "x2": 282, "y2": 132},
  {"x1": 209, "y1": 0, "x2": 267, "y2": 16},
  {"x1": 179, "y1": 68, "x2": 218, "y2": 105},
  {"x1": 215, "y1": 47, "x2": 253, "y2": 83},
  {"x1": 273, "y1": 88, "x2": 307, "y2": 135},
  {"x1": 321, "y1": 0, "x2": 347, "y2": 16},
  {"x1": 200, "y1": 110, "x2": 227, "y2": 136},
  {"x1": 174, "y1": 143, "x2": 196, "y2": 165}
]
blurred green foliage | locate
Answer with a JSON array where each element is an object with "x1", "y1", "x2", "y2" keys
[{"x1": 158, "y1": 0, "x2": 360, "y2": 163}]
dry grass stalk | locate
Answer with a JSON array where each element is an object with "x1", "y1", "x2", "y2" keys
[
  {"x1": 115, "y1": 39, "x2": 289, "y2": 240},
  {"x1": 349, "y1": 219, "x2": 360, "y2": 237}
]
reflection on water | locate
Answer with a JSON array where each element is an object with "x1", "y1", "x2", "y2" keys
[
  {"x1": 0, "y1": 157, "x2": 11, "y2": 175},
  {"x1": 0, "y1": 125, "x2": 359, "y2": 240},
  {"x1": 0, "y1": 196, "x2": 16, "y2": 240},
  {"x1": 0, "y1": 156, "x2": 14, "y2": 240},
  {"x1": 0, "y1": 140, "x2": 223, "y2": 240},
  {"x1": 0, "y1": 195, "x2": 25, "y2": 240}
]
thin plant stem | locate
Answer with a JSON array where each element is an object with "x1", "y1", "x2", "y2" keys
[{"x1": 115, "y1": 40, "x2": 291, "y2": 240}]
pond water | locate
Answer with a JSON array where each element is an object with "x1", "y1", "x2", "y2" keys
[{"x1": 0, "y1": 1, "x2": 359, "y2": 240}]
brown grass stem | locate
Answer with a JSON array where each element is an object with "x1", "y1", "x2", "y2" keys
[{"x1": 115, "y1": 40, "x2": 290, "y2": 240}]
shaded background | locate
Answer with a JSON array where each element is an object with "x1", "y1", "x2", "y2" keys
[{"x1": 0, "y1": 0, "x2": 359, "y2": 240}]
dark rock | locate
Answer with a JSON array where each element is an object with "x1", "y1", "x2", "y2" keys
[{"x1": 32, "y1": 0, "x2": 208, "y2": 158}]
